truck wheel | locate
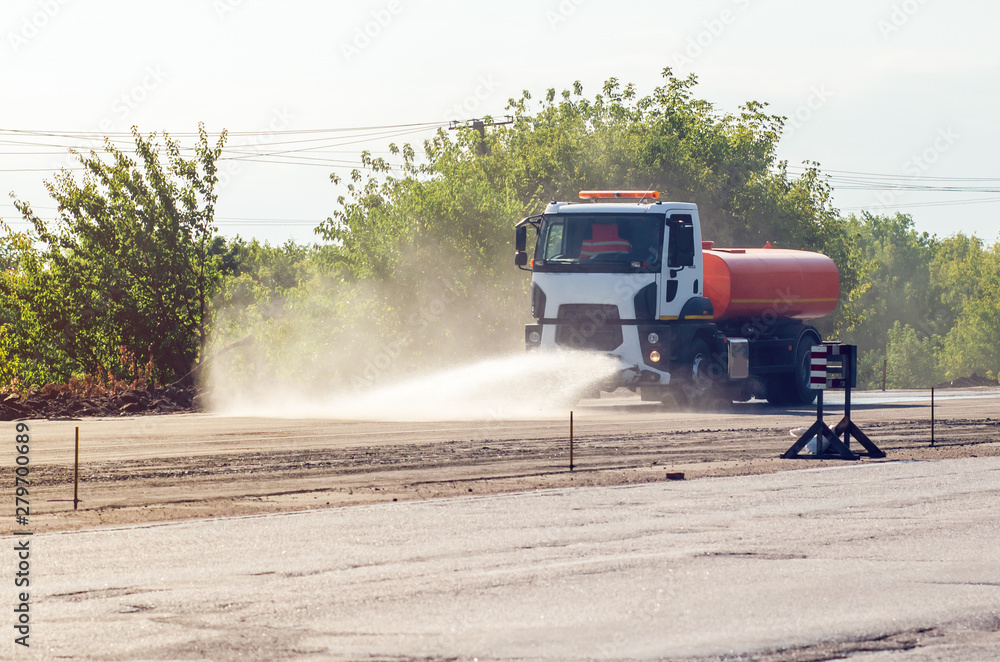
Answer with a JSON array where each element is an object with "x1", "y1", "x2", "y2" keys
[
  {"x1": 789, "y1": 337, "x2": 819, "y2": 405},
  {"x1": 682, "y1": 339, "x2": 729, "y2": 408},
  {"x1": 767, "y1": 335, "x2": 818, "y2": 406}
]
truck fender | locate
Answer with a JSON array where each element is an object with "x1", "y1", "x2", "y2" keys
[
  {"x1": 678, "y1": 297, "x2": 714, "y2": 320},
  {"x1": 792, "y1": 325, "x2": 821, "y2": 354}
]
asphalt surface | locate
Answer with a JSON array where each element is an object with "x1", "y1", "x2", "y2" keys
[{"x1": 10, "y1": 455, "x2": 1000, "y2": 661}]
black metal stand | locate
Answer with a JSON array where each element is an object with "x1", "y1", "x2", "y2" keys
[
  {"x1": 832, "y1": 382, "x2": 885, "y2": 459},
  {"x1": 782, "y1": 344, "x2": 885, "y2": 461},
  {"x1": 782, "y1": 391, "x2": 861, "y2": 460}
]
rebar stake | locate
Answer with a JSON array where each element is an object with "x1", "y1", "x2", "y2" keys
[
  {"x1": 569, "y1": 411, "x2": 575, "y2": 471},
  {"x1": 930, "y1": 387, "x2": 936, "y2": 446},
  {"x1": 73, "y1": 426, "x2": 80, "y2": 510}
]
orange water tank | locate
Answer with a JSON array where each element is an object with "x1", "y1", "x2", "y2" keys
[{"x1": 702, "y1": 247, "x2": 839, "y2": 321}]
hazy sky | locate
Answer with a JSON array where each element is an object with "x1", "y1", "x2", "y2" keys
[{"x1": 2, "y1": 0, "x2": 998, "y2": 245}]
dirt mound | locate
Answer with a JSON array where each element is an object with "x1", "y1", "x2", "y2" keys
[
  {"x1": 0, "y1": 384, "x2": 199, "y2": 421},
  {"x1": 936, "y1": 373, "x2": 999, "y2": 389}
]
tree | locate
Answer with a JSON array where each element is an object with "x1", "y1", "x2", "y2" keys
[
  {"x1": 930, "y1": 233, "x2": 988, "y2": 327},
  {"x1": 884, "y1": 321, "x2": 942, "y2": 388},
  {"x1": 836, "y1": 212, "x2": 945, "y2": 386},
  {"x1": 4, "y1": 124, "x2": 227, "y2": 384},
  {"x1": 937, "y1": 242, "x2": 1000, "y2": 380}
]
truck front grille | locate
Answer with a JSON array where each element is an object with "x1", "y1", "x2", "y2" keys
[{"x1": 555, "y1": 304, "x2": 623, "y2": 351}]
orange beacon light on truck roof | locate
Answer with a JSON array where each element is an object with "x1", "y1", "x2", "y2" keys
[{"x1": 578, "y1": 190, "x2": 659, "y2": 199}]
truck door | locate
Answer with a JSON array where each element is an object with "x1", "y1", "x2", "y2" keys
[{"x1": 659, "y1": 212, "x2": 703, "y2": 319}]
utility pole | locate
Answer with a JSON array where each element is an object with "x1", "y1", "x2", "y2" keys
[{"x1": 448, "y1": 115, "x2": 513, "y2": 155}]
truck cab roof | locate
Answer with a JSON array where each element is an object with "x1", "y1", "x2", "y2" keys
[{"x1": 544, "y1": 200, "x2": 698, "y2": 214}]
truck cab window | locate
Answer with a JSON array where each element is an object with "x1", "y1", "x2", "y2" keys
[
  {"x1": 667, "y1": 214, "x2": 695, "y2": 268},
  {"x1": 535, "y1": 213, "x2": 664, "y2": 273},
  {"x1": 580, "y1": 224, "x2": 632, "y2": 258},
  {"x1": 542, "y1": 219, "x2": 565, "y2": 258}
]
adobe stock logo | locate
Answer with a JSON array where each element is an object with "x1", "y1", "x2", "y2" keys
[
  {"x1": 6, "y1": 0, "x2": 72, "y2": 53},
  {"x1": 902, "y1": 127, "x2": 959, "y2": 177},
  {"x1": 671, "y1": 0, "x2": 753, "y2": 69},
  {"x1": 341, "y1": 1, "x2": 405, "y2": 63},
  {"x1": 444, "y1": 76, "x2": 502, "y2": 123},
  {"x1": 877, "y1": 0, "x2": 929, "y2": 39},
  {"x1": 49, "y1": 63, "x2": 169, "y2": 174},
  {"x1": 874, "y1": 127, "x2": 960, "y2": 210},
  {"x1": 783, "y1": 85, "x2": 834, "y2": 140},
  {"x1": 110, "y1": 65, "x2": 168, "y2": 121},
  {"x1": 216, "y1": 107, "x2": 295, "y2": 191},
  {"x1": 213, "y1": 0, "x2": 249, "y2": 20},
  {"x1": 545, "y1": 0, "x2": 587, "y2": 30}
]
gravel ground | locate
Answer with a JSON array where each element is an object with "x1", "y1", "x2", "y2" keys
[{"x1": 3, "y1": 387, "x2": 997, "y2": 535}]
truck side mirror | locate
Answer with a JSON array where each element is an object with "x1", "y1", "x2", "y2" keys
[
  {"x1": 514, "y1": 251, "x2": 528, "y2": 267},
  {"x1": 515, "y1": 225, "x2": 527, "y2": 252}
]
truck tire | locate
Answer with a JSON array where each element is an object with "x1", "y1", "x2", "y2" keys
[
  {"x1": 767, "y1": 333, "x2": 818, "y2": 406},
  {"x1": 790, "y1": 336, "x2": 820, "y2": 405},
  {"x1": 681, "y1": 339, "x2": 730, "y2": 408}
]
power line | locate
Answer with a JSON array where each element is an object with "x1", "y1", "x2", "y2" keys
[
  {"x1": 0, "y1": 123, "x2": 433, "y2": 175},
  {"x1": 0, "y1": 205, "x2": 327, "y2": 228},
  {"x1": 3, "y1": 132, "x2": 996, "y2": 230},
  {"x1": 0, "y1": 121, "x2": 448, "y2": 139},
  {"x1": 783, "y1": 165, "x2": 1000, "y2": 193},
  {"x1": 838, "y1": 196, "x2": 1000, "y2": 212},
  {"x1": 786, "y1": 165, "x2": 1000, "y2": 182}
]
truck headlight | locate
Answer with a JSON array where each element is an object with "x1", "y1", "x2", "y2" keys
[
  {"x1": 649, "y1": 350, "x2": 661, "y2": 363},
  {"x1": 647, "y1": 332, "x2": 660, "y2": 345},
  {"x1": 528, "y1": 331, "x2": 541, "y2": 343}
]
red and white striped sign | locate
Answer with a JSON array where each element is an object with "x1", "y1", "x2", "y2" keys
[
  {"x1": 809, "y1": 345, "x2": 828, "y2": 389},
  {"x1": 809, "y1": 343, "x2": 857, "y2": 389}
]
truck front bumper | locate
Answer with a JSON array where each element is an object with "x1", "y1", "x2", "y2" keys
[{"x1": 525, "y1": 323, "x2": 671, "y2": 389}]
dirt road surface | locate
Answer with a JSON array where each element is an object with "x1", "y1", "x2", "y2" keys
[{"x1": 3, "y1": 387, "x2": 998, "y2": 535}]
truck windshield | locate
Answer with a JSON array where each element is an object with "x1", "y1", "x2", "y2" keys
[{"x1": 534, "y1": 213, "x2": 663, "y2": 273}]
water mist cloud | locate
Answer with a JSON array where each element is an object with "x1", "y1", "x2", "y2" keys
[{"x1": 210, "y1": 351, "x2": 622, "y2": 422}]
